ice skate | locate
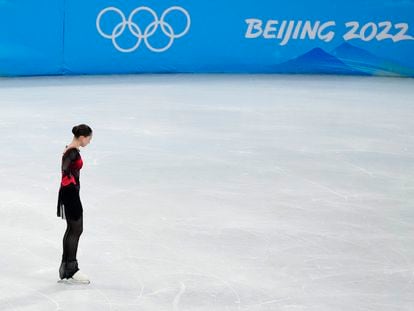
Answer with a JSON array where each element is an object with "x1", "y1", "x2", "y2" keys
[
  {"x1": 64, "y1": 270, "x2": 90, "y2": 284},
  {"x1": 58, "y1": 259, "x2": 90, "y2": 284},
  {"x1": 58, "y1": 270, "x2": 90, "y2": 284}
]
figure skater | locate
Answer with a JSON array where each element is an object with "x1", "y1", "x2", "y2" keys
[{"x1": 57, "y1": 124, "x2": 93, "y2": 284}]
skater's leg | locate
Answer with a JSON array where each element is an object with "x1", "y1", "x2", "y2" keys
[
  {"x1": 62, "y1": 225, "x2": 70, "y2": 261},
  {"x1": 61, "y1": 216, "x2": 83, "y2": 279},
  {"x1": 60, "y1": 225, "x2": 70, "y2": 279},
  {"x1": 63, "y1": 216, "x2": 83, "y2": 261}
]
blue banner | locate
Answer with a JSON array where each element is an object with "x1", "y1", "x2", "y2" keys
[
  {"x1": 0, "y1": 0, "x2": 64, "y2": 76},
  {"x1": 1, "y1": 0, "x2": 414, "y2": 76}
]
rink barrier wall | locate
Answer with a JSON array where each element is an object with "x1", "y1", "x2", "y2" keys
[{"x1": 1, "y1": 0, "x2": 414, "y2": 77}]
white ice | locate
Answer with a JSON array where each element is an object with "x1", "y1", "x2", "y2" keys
[{"x1": 0, "y1": 74, "x2": 413, "y2": 311}]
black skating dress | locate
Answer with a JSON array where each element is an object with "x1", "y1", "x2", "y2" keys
[{"x1": 57, "y1": 147, "x2": 84, "y2": 221}]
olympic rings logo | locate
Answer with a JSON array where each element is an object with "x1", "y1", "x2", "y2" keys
[{"x1": 96, "y1": 6, "x2": 191, "y2": 53}]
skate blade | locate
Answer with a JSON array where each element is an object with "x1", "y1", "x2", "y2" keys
[{"x1": 58, "y1": 278, "x2": 90, "y2": 285}]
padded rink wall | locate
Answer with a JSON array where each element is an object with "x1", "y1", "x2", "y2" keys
[{"x1": 0, "y1": 0, "x2": 414, "y2": 77}]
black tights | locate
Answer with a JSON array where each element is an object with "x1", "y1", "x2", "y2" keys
[{"x1": 62, "y1": 216, "x2": 83, "y2": 262}]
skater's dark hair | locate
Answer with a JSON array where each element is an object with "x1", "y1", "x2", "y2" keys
[{"x1": 72, "y1": 124, "x2": 93, "y2": 138}]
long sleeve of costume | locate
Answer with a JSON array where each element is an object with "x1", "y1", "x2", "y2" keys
[{"x1": 61, "y1": 149, "x2": 81, "y2": 187}]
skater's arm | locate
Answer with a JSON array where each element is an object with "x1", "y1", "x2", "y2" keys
[{"x1": 61, "y1": 149, "x2": 78, "y2": 186}]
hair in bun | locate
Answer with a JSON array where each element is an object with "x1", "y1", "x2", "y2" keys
[
  {"x1": 72, "y1": 125, "x2": 79, "y2": 136},
  {"x1": 72, "y1": 124, "x2": 93, "y2": 138}
]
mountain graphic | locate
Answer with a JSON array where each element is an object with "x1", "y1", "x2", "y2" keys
[
  {"x1": 271, "y1": 47, "x2": 367, "y2": 75},
  {"x1": 331, "y1": 42, "x2": 413, "y2": 77}
]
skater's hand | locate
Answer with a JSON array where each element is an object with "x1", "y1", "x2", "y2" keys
[{"x1": 61, "y1": 175, "x2": 76, "y2": 186}]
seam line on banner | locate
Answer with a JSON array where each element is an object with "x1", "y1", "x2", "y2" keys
[{"x1": 61, "y1": 0, "x2": 67, "y2": 75}]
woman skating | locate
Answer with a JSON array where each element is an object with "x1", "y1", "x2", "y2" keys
[{"x1": 57, "y1": 124, "x2": 93, "y2": 284}]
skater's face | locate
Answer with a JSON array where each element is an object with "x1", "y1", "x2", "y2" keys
[{"x1": 79, "y1": 134, "x2": 92, "y2": 147}]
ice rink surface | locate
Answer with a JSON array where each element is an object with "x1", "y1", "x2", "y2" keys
[{"x1": 0, "y1": 74, "x2": 413, "y2": 310}]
